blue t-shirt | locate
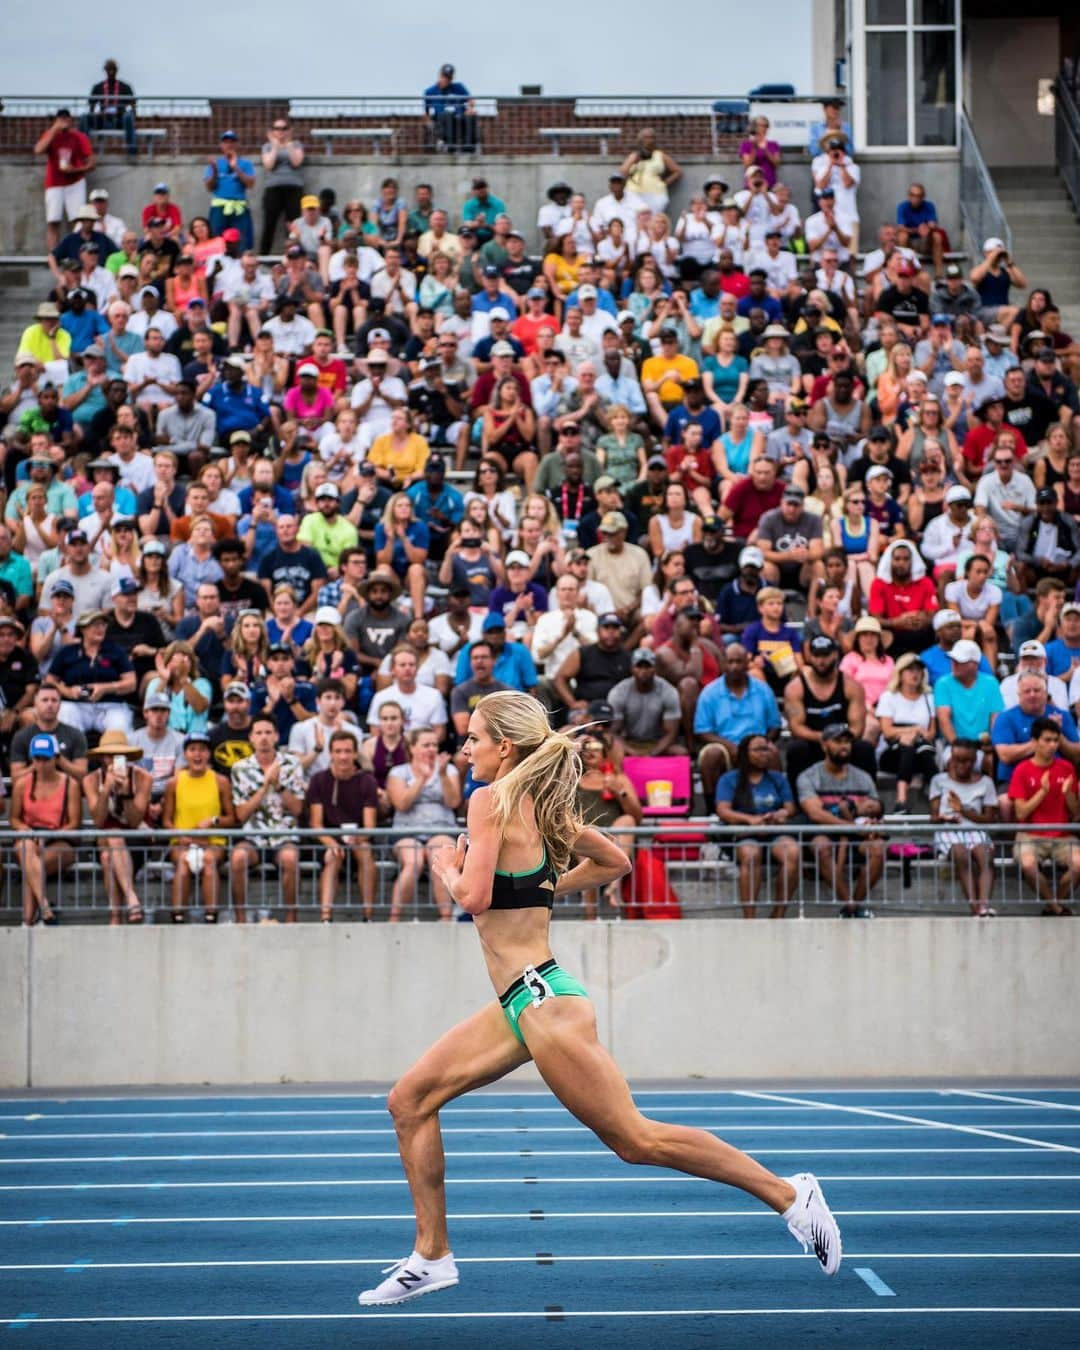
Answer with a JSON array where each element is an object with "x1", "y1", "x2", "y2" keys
[
  {"x1": 897, "y1": 199, "x2": 938, "y2": 230},
  {"x1": 1045, "y1": 639, "x2": 1080, "y2": 679},
  {"x1": 565, "y1": 287, "x2": 618, "y2": 317},
  {"x1": 424, "y1": 80, "x2": 471, "y2": 116},
  {"x1": 203, "y1": 381, "x2": 269, "y2": 436},
  {"x1": 373, "y1": 519, "x2": 431, "y2": 576},
  {"x1": 406, "y1": 481, "x2": 465, "y2": 530},
  {"x1": 736, "y1": 293, "x2": 784, "y2": 322},
  {"x1": 741, "y1": 620, "x2": 803, "y2": 657},
  {"x1": 454, "y1": 640, "x2": 537, "y2": 692},
  {"x1": 487, "y1": 583, "x2": 549, "y2": 624},
  {"x1": 715, "y1": 768, "x2": 793, "y2": 814},
  {"x1": 934, "y1": 672, "x2": 1004, "y2": 741},
  {"x1": 60, "y1": 308, "x2": 109, "y2": 354},
  {"x1": 921, "y1": 644, "x2": 993, "y2": 688},
  {"x1": 204, "y1": 156, "x2": 254, "y2": 201},
  {"x1": 694, "y1": 676, "x2": 781, "y2": 741},
  {"x1": 715, "y1": 578, "x2": 762, "y2": 631},
  {"x1": 991, "y1": 701, "x2": 1079, "y2": 783},
  {"x1": 664, "y1": 405, "x2": 722, "y2": 449},
  {"x1": 250, "y1": 679, "x2": 317, "y2": 740}
]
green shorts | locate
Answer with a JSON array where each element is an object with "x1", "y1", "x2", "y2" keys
[{"x1": 498, "y1": 959, "x2": 589, "y2": 1045}]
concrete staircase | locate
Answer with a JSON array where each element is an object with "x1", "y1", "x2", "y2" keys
[
  {"x1": 0, "y1": 263, "x2": 51, "y2": 375},
  {"x1": 991, "y1": 166, "x2": 1080, "y2": 336}
]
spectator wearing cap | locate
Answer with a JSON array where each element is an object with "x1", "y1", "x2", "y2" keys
[
  {"x1": 59, "y1": 285, "x2": 110, "y2": 357},
  {"x1": 1001, "y1": 640, "x2": 1070, "y2": 711},
  {"x1": 992, "y1": 672, "x2": 1080, "y2": 809},
  {"x1": 2, "y1": 353, "x2": 46, "y2": 434},
  {"x1": 128, "y1": 283, "x2": 179, "y2": 342},
  {"x1": 874, "y1": 258, "x2": 930, "y2": 345},
  {"x1": 48, "y1": 607, "x2": 136, "y2": 733},
  {"x1": 131, "y1": 688, "x2": 187, "y2": 812},
  {"x1": 60, "y1": 345, "x2": 110, "y2": 440},
  {"x1": 159, "y1": 730, "x2": 234, "y2": 923},
  {"x1": 487, "y1": 548, "x2": 549, "y2": 638},
  {"x1": 10, "y1": 731, "x2": 82, "y2": 926},
  {"x1": 919, "y1": 608, "x2": 990, "y2": 689},
  {"x1": 48, "y1": 206, "x2": 113, "y2": 283},
  {"x1": 913, "y1": 315, "x2": 966, "y2": 398},
  {"x1": 289, "y1": 194, "x2": 333, "y2": 272},
  {"x1": 283, "y1": 362, "x2": 335, "y2": 431},
  {"x1": 39, "y1": 526, "x2": 112, "y2": 619},
  {"x1": 250, "y1": 639, "x2": 317, "y2": 739},
  {"x1": 27, "y1": 577, "x2": 78, "y2": 679},
  {"x1": 513, "y1": 289, "x2": 561, "y2": 358},
  {"x1": 453, "y1": 613, "x2": 537, "y2": 695},
  {"x1": 970, "y1": 237, "x2": 1028, "y2": 330},
  {"x1": 0, "y1": 613, "x2": 37, "y2": 738},
  {"x1": 958, "y1": 392, "x2": 1025, "y2": 483},
  {"x1": 1028, "y1": 346, "x2": 1079, "y2": 439},
  {"x1": 930, "y1": 262, "x2": 981, "y2": 323},
  {"x1": 712, "y1": 544, "x2": 763, "y2": 638},
  {"x1": 405, "y1": 458, "x2": 464, "y2": 563},
  {"x1": 972, "y1": 437, "x2": 1036, "y2": 550},
  {"x1": 742, "y1": 585, "x2": 804, "y2": 696},
  {"x1": 105, "y1": 573, "x2": 166, "y2": 684},
  {"x1": 538, "y1": 180, "x2": 574, "y2": 244},
  {"x1": 784, "y1": 629, "x2": 875, "y2": 784},
  {"x1": 140, "y1": 183, "x2": 182, "y2": 241},
  {"x1": 202, "y1": 355, "x2": 274, "y2": 444},
  {"x1": 472, "y1": 311, "x2": 525, "y2": 370},
  {"x1": 1015, "y1": 488, "x2": 1080, "y2": 588},
  {"x1": 407, "y1": 357, "x2": 470, "y2": 452},
  {"x1": 577, "y1": 474, "x2": 639, "y2": 552},
  {"x1": 608, "y1": 648, "x2": 683, "y2": 756},
  {"x1": 297, "y1": 482, "x2": 360, "y2": 572},
  {"x1": 265, "y1": 292, "x2": 319, "y2": 355},
  {"x1": 204, "y1": 131, "x2": 255, "y2": 249},
  {"x1": 1045, "y1": 601, "x2": 1080, "y2": 682},
  {"x1": 552, "y1": 612, "x2": 630, "y2": 719},
  {"x1": 981, "y1": 322, "x2": 1020, "y2": 382},
  {"x1": 748, "y1": 483, "x2": 825, "y2": 591},
  {"x1": 424, "y1": 63, "x2": 475, "y2": 152},
  {"x1": 349, "y1": 348, "x2": 408, "y2": 443},
  {"x1": 462, "y1": 177, "x2": 508, "y2": 246},
  {"x1": 585, "y1": 510, "x2": 652, "y2": 634},
  {"x1": 803, "y1": 188, "x2": 854, "y2": 266},
  {"x1": 207, "y1": 683, "x2": 255, "y2": 775},
  {"x1": 641, "y1": 329, "x2": 700, "y2": 428}
]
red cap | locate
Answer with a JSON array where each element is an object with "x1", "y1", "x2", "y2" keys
[
  {"x1": 221, "y1": 228, "x2": 242, "y2": 243},
  {"x1": 895, "y1": 260, "x2": 917, "y2": 277}
]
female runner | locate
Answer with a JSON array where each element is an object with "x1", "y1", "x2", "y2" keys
[{"x1": 358, "y1": 691, "x2": 840, "y2": 1305}]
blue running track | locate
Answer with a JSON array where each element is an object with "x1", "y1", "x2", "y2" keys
[{"x1": 1, "y1": 1085, "x2": 1078, "y2": 1347}]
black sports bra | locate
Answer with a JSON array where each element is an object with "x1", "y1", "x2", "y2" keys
[{"x1": 489, "y1": 853, "x2": 557, "y2": 910}]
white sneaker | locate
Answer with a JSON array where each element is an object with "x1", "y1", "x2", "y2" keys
[
  {"x1": 358, "y1": 1251, "x2": 459, "y2": 1306},
  {"x1": 782, "y1": 1172, "x2": 842, "y2": 1275}
]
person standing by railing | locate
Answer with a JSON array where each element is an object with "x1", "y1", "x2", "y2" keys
[
  {"x1": 162, "y1": 730, "x2": 235, "y2": 924},
  {"x1": 11, "y1": 733, "x2": 81, "y2": 926},
  {"x1": 307, "y1": 729, "x2": 379, "y2": 922},
  {"x1": 205, "y1": 131, "x2": 255, "y2": 252},
  {"x1": 260, "y1": 118, "x2": 304, "y2": 256},
  {"x1": 83, "y1": 729, "x2": 153, "y2": 924},
  {"x1": 35, "y1": 109, "x2": 95, "y2": 253},
  {"x1": 82, "y1": 59, "x2": 136, "y2": 159}
]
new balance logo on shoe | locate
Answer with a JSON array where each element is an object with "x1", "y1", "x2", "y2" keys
[{"x1": 397, "y1": 1269, "x2": 424, "y2": 1288}]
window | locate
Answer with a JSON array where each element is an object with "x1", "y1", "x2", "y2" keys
[{"x1": 855, "y1": 0, "x2": 960, "y2": 150}]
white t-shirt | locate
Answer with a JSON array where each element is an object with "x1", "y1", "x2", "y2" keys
[
  {"x1": 538, "y1": 200, "x2": 571, "y2": 235},
  {"x1": 744, "y1": 248, "x2": 798, "y2": 292},
  {"x1": 223, "y1": 269, "x2": 276, "y2": 308},
  {"x1": 319, "y1": 428, "x2": 367, "y2": 478},
  {"x1": 804, "y1": 211, "x2": 854, "y2": 264},
  {"x1": 875, "y1": 688, "x2": 935, "y2": 735},
  {"x1": 928, "y1": 771, "x2": 997, "y2": 821},
  {"x1": 810, "y1": 153, "x2": 862, "y2": 220},
  {"x1": 108, "y1": 450, "x2": 156, "y2": 495},
  {"x1": 368, "y1": 268, "x2": 417, "y2": 315},
  {"x1": 287, "y1": 716, "x2": 364, "y2": 776},
  {"x1": 367, "y1": 682, "x2": 447, "y2": 731},
  {"x1": 128, "y1": 308, "x2": 178, "y2": 341},
  {"x1": 123, "y1": 350, "x2": 182, "y2": 404},
  {"x1": 428, "y1": 609, "x2": 484, "y2": 656},
  {"x1": 349, "y1": 376, "x2": 408, "y2": 433},
  {"x1": 329, "y1": 245, "x2": 383, "y2": 286},
  {"x1": 943, "y1": 578, "x2": 1003, "y2": 622},
  {"x1": 376, "y1": 646, "x2": 451, "y2": 689},
  {"x1": 590, "y1": 190, "x2": 644, "y2": 233},
  {"x1": 710, "y1": 221, "x2": 748, "y2": 266},
  {"x1": 531, "y1": 607, "x2": 598, "y2": 677},
  {"x1": 263, "y1": 313, "x2": 317, "y2": 357},
  {"x1": 733, "y1": 189, "x2": 780, "y2": 247},
  {"x1": 1002, "y1": 670, "x2": 1070, "y2": 709}
]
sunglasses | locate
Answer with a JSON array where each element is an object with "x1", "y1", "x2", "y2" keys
[{"x1": 994, "y1": 459, "x2": 1013, "y2": 466}]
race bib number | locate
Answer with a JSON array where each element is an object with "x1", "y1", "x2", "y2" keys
[{"x1": 523, "y1": 965, "x2": 553, "y2": 1008}]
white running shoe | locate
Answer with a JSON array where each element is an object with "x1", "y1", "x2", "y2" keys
[
  {"x1": 357, "y1": 1251, "x2": 459, "y2": 1306},
  {"x1": 782, "y1": 1172, "x2": 842, "y2": 1275}
]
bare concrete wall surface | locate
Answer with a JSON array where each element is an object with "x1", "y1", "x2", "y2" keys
[
  {"x1": 0, "y1": 154, "x2": 961, "y2": 256},
  {"x1": 3, "y1": 918, "x2": 1073, "y2": 1088}
]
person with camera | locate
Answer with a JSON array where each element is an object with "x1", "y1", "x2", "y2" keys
[
  {"x1": 162, "y1": 731, "x2": 236, "y2": 923},
  {"x1": 84, "y1": 728, "x2": 153, "y2": 924},
  {"x1": 970, "y1": 238, "x2": 1028, "y2": 331},
  {"x1": 811, "y1": 139, "x2": 861, "y2": 251},
  {"x1": 35, "y1": 109, "x2": 95, "y2": 251}
]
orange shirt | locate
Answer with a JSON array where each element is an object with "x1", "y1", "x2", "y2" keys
[{"x1": 642, "y1": 353, "x2": 699, "y2": 406}]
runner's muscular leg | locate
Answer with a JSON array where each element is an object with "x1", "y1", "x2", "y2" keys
[
  {"x1": 521, "y1": 997, "x2": 795, "y2": 1213},
  {"x1": 388, "y1": 1001, "x2": 531, "y2": 1259}
]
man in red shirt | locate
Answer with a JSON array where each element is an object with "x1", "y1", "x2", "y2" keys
[
  {"x1": 868, "y1": 539, "x2": 938, "y2": 657},
  {"x1": 304, "y1": 331, "x2": 349, "y2": 399},
  {"x1": 719, "y1": 457, "x2": 784, "y2": 539},
  {"x1": 1009, "y1": 717, "x2": 1080, "y2": 914},
  {"x1": 141, "y1": 183, "x2": 183, "y2": 241},
  {"x1": 34, "y1": 109, "x2": 95, "y2": 251},
  {"x1": 664, "y1": 421, "x2": 714, "y2": 514}
]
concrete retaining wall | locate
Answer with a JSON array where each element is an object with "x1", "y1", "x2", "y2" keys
[
  {"x1": 1, "y1": 917, "x2": 1072, "y2": 1087},
  {"x1": 0, "y1": 154, "x2": 961, "y2": 256}
]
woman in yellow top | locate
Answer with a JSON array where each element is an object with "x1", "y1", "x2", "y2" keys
[
  {"x1": 162, "y1": 731, "x2": 235, "y2": 924},
  {"x1": 542, "y1": 233, "x2": 587, "y2": 309},
  {"x1": 621, "y1": 127, "x2": 682, "y2": 212},
  {"x1": 367, "y1": 408, "x2": 430, "y2": 489}
]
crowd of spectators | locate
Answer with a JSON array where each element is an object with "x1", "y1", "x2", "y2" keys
[{"x1": 5, "y1": 97, "x2": 1080, "y2": 924}]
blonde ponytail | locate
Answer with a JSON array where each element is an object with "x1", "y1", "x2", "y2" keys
[{"x1": 475, "y1": 691, "x2": 584, "y2": 874}]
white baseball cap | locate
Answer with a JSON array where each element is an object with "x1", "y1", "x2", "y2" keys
[
  {"x1": 932, "y1": 609, "x2": 962, "y2": 631},
  {"x1": 738, "y1": 546, "x2": 764, "y2": 568},
  {"x1": 1018, "y1": 640, "x2": 1047, "y2": 660},
  {"x1": 983, "y1": 237, "x2": 1006, "y2": 252},
  {"x1": 314, "y1": 605, "x2": 342, "y2": 627},
  {"x1": 505, "y1": 550, "x2": 530, "y2": 567},
  {"x1": 943, "y1": 372, "x2": 966, "y2": 387},
  {"x1": 948, "y1": 639, "x2": 982, "y2": 664},
  {"x1": 944, "y1": 485, "x2": 972, "y2": 505}
]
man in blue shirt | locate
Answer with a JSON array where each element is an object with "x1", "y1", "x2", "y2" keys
[
  {"x1": 896, "y1": 183, "x2": 947, "y2": 276},
  {"x1": 406, "y1": 457, "x2": 464, "y2": 561},
  {"x1": 424, "y1": 63, "x2": 476, "y2": 153},
  {"x1": 920, "y1": 610, "x2": 993, "y2": 686},
  {"x1": 204, "y1": 131, "x2": 255, "y2": 249},
  {"x1": 688, "y1": 269, "x2": 724, "y2": 322},
  {"x1": 1045, "y1": 603, "x2": 1080, "y2": 679},
  {"x1": 663, "y1": 380, "x2": 722, "y2": 448},
  {"x1": 694, "y1": 642, "x2": 781, "y2": 801},
  {"x1": 462, "y1": 178, "x2": 507, "y2": 245},
  {"x1": 202, "y1": 357, "x2": 273, "y2": 441},
  {"x1": 934, "y1": 638, "x2": 1004, "y2": 750},
  {"x1": 60, "y1": 289, "x2": 109, "y2": 355},
  {"x1": 992, "y1": 670, "x2": 1080, "y2": 791},
  {"x1": 455, "y1": 613, "x2": 538, "y2": 692},
  {"x1": 736, "y1": 271, "x2": 784, "y2": 324}
]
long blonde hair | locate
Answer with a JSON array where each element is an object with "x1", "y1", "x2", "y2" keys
[{"x1": 476, "y1": 691, "x2": 583, "y2": 875}]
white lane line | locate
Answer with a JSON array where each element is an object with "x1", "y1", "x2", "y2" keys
[
  {"x1": 949, "y1": 1090, "x2": 1080, "y2": 1114},
  {"x1": 1, "y1": 1088, "x2": 1077, "y2": 1103},
  {"x1": 736, "y1": 1090, "x2": 1080, "y2": 1155},
  {"x1": 1, "y1": 1207, "x2": 1076, "y2": 1227},
  {"x1": 3, "y1": 1308, "x2": 1078, "y2": 1325},
  {"x1": 0, "y1": 1148, "x2": 1053, "y2": 1166},
  {"x1": 3, "y1": 1172, "x2": 1078, "y2": 1194},
  {"x1": 0, "y1": 1104, "x2": 1055, "y2": 1122},
  {"x1": 9, "y1": 1122, "x2": 1079, "y2": 1142},
  {"x1": 4, "y1": 1252, "x2": 1080, "y2": 1272}
]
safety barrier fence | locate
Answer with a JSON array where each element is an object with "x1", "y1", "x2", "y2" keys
[
  {"x1": 1055, "y1": 73, "x2": 1080, "y2": 222},
  {"x1": 0, "y1": 94, "x2": 840, "y2": 159},
  {"x1": 1, "y1": 821, "x2": 1076, "y2": 924},
  {"x1": 959, "y1": 106, "x2": 1012, "y2": 257}
]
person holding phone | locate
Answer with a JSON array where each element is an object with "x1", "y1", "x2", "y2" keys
[{"x1": 83, "y1": 729, "x2": 153, "y2": 924}]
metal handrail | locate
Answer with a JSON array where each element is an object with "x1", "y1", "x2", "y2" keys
[
  {"x1": 0, "y1": 93, "x2": 842, "y2": 109},
  {"x1": 1054, "y1": 74, "x2": 1080, "y2": 221},
  {"x1": 959, "y1": 107, "x2": 1012, "y2": 256}
]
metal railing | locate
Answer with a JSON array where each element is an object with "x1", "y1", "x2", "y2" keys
[
  {"x1": 0, "y1": 93, "x2": 839, "y2": 159},
  {"x1": 1055, "y1": 73, "x2": 1080, "y2": 222},
  {"x1": 2, "y1": 821, "x2": 1075, "y2": 925},
  {"x1": 959, "y1": 108, "x2": 1012, "y2": 257}
]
